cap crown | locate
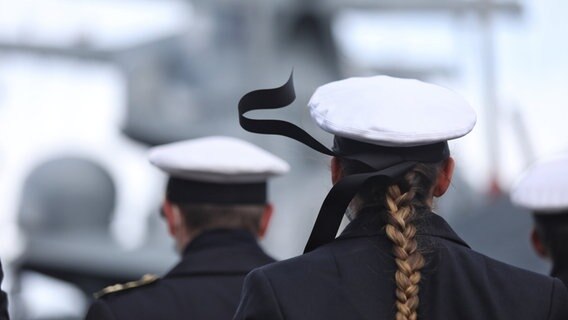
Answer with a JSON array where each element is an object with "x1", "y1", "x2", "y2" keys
[
  {"x1": 148, "y1": 136, "x2": 289, "y2": 183},
  {"x1": 308, "y1": 76, "x2": 477, "y2": 147},
  {"x1": 511, "y1": 155, "x2": 568, "y2": 212}
]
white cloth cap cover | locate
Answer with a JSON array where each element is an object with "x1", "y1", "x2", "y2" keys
[
  {"x1": 511, "y1": 155, "x2": 568, "y2": 213},
  {"x1": 308, "y1": 76, "x2": 476, "y2": 147},
  {"x1": 148, "y1": 136, "x2": 289, "y2": 184}
]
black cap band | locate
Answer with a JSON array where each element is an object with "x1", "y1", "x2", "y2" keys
[
  {"x1": 238, "y1": 73, "x2": 449, "y2": 252},
  {"x1": 166, "y1": 178, "x2": 267, "y2": 205},
  {"x1": 333, "y1": 136, "x2": 449, "y2": 171}
]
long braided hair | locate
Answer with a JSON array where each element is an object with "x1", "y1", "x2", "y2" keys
[{"x1": 340, "y1": 159, "x2": 443, "y2": 320}]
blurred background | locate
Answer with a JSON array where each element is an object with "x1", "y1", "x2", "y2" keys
[{"x1": 0, "y1": 0, "x2": 567, "y2": 318}]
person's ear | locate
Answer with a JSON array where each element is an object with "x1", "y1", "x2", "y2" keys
[
  {"x1": 433, "y1": 157, "x2": 455, "y2": 197},
  {"x1": 163, "y1": 200, "x2": 182, "y2": 237},
  {"x1": 331, "y1": 157, "x2": 342, "y2": 185},
  {"x1": 258, "y1": 204, "x2": 274, "y2": 238},
  {"x1": 531, "y1": 227, "x2": 549, "y2": 259}
]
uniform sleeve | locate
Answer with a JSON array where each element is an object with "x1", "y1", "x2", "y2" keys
[
  {"x1": 85, "y1": 300, "x2": 117, "y2": 320},
  {"x1": 233, "y1": 269, "x2": 284, "y2": 320},
  {"x1": 547, "y1": 278, "x2": 568, "y2": 320}
]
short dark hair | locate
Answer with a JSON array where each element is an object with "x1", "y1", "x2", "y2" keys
[
  {"x1": 175, "y1": 203, "x2": 265, "y2": 235},
  {"x1": 534, "y1": 212, "x2": 568, "y2": 267}
]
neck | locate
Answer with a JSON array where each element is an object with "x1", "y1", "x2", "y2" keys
[{"x1": 175, "y1": 229, "x2": 193, "y2": 254}]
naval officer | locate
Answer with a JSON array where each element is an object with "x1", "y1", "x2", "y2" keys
[
  {"x1": 0, "y1": 261, "x2": 7, "y2": 320},
  {"x1": 234, "y1": 75, "x2": 568, "y2": 320},
  {"x1": 85, "y1": 136, "x2": 289, "y2": 320},
  {"x1": 511, "y1": 154, "x2": 568, "y2": 286}
]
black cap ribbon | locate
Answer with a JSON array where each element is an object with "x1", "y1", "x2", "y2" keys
[{"x1": 238, "y1": 73, "x2": 449, "y2": 252}]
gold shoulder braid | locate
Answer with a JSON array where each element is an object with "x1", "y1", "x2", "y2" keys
[{"x1": 94, "y1": 274, "x2": 159, "y2": 299}]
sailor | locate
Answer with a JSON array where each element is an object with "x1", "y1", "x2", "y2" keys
[
  {"x1": 234, "y1": 75, "x2": 568, "y2": 319},
  {"x1": 0, "y1": 261, "x2": 8, "y2": 320},
  {"x1": 85, "y1": 136, "x2": 289, "y2": 320},
  {"x1": 511, "y1": 154, "x2": 568, "y2": 286}
]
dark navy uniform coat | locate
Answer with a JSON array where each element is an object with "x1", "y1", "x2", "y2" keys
[
  {"x1": 86, "y1": 229, "x2": 275, "y2": 320},
  {"x1": 235, "y1": 209, "x2": 568, "y2": 320},
  {"x1": 551, "y1": 267, "x2": 568, "y2": 289},
  {"x1": 0, "y1": 261, "x2": 8, "y2": 320}
]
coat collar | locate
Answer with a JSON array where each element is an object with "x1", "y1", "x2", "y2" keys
[
  {"x1": 165, "y1": 229, "x2": 274, "y2": 278},
  {"x1": 337, "y1": 206, "x2": 470, "y2": 248},
  {"x1": 332, "y1": 207, "x2": 469, "y2": 320}
]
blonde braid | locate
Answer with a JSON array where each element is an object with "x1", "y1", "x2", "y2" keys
[
  {"x1": 385, "y1": 182, "x2": 425, "y2": 320},
  {"x1": 338, "y1": 158, "x2": 440, "y2": 320}
]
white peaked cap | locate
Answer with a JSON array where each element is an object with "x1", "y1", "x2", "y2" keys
[
  {"x1": 308, "y1": 76, "x2": 477, "y2": 147},
  {"x1": 511, "y1": 154, "x2": 568, "y2": 213},
  {"x1": 148, "y1": 136, "x2": 290, "y2": 183}
]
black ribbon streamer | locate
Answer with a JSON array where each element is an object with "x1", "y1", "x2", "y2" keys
[
  {"x1": 238, "y1": 73, "x2": 447, "y2": 253},
  {"x1": 239, "y1": 73, "x2": 335, "y2": 156}
]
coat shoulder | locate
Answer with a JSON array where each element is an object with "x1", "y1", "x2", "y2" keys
[
  {"x1": 94, "y1": 274, "x2": 160, "y2": 299},
  {"x1": 262, "y1": 245, "x2": 336, "y2": 273},
  {"x1": 448, "y1": 240, "x2": 556, "y2": 285},
  {"x1": 250, "y1": 241, "x2": 350, "y2": 290},
  {"x1": 433, "y1": 238, "x2": 567, "y2": 315}
]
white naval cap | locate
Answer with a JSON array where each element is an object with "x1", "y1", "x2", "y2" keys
[
  {"x1": 511, "y1": 154, "x2": 568, "y2": 213},
  {"x1": 308, "y1": 75, "x2": 477, "y2": 147},
  {"x1": 149, "y1": 136, "x2": 289, "y2": 205},
  {"x1": 148, "y1": 136, "x2": 289, "y2": 184}
]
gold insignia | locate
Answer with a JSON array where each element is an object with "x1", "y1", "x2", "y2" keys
[{"x1": 94, "y1": 274, "x2": 159, "y2": 299}]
